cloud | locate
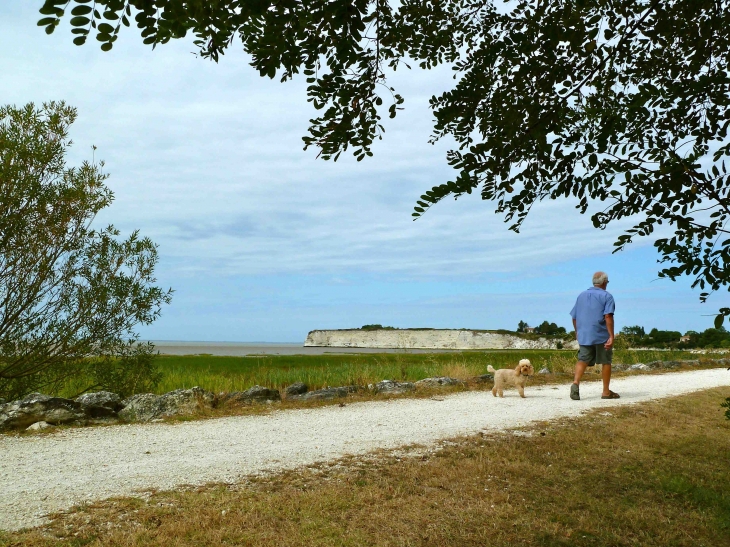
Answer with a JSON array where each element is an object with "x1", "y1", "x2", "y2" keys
[{"x1": 0, "y1": 5, "x2": 657, "y2": 279}]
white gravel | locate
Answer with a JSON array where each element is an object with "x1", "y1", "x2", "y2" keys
[{"x1": 1, "y1": 368, "x2": 729, "y2": 531}]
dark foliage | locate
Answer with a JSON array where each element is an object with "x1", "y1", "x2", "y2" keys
[
  {"x1": 621, "y1": 325, "x2": 646, "y2": 337},
  {"x1": 534, "y1": 321, "x2": 567, "y2": 336},
  {"x1": 360, "y1": 324, "x2": 395, "y2": 330},
  {"x1": 621, "y1": 324, "x2": 730, "y2": 349}
]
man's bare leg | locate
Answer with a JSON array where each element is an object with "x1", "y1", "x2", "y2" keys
[
  {"x1": 573, "y1": 361, "x2": 589, "y2": 385},
  {"x1": 570, "y1": 361, "x2": 588, "y2": 400},
  {"x1": 601, "y1": 363, "x2": 612, "y2": 396}
]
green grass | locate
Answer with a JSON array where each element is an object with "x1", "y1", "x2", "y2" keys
[{"x1": 58, "y1": 348, "x2": 723, "y2": 397}]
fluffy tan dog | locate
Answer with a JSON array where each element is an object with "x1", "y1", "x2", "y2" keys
[{"x1": 488, "y1": 359, "x2": 534, "y2": 398}]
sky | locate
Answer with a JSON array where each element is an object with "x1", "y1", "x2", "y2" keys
[{"x1": 1, "y1": 5, "x2": 726, "y2": 342}]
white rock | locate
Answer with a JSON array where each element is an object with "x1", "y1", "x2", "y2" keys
[
  {"x1": 305, "y1": 329, "x2": 578, "y2": 350},
  {"x1": 414, "y1": 377, "x2": 462, "y2": 387},
  {"x1": 118, "y1": 387, "x2": 214, "y2": 422},
  {"x1": 26, "y1": 421, "x2": 53, "y2": 431},
  {"x1": 373, "y1": 380, "x2": 415, "y2": 394}
]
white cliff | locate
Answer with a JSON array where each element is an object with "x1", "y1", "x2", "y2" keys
[{"x1": 304, "y1": 329, "x2": 577, "y2": 350}]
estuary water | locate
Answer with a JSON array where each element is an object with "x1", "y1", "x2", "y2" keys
[{"x1": 148, "y1": 340, "x2": 466, "y2": 356}]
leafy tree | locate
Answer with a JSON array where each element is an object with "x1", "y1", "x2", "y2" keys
[
  {"x1": 639, "y1": 325, "x2": 730, "y2": 348},
  {"x1": 0, "y1": 102, "x2": 172, "y2": 400},
  {"x1": 688, "y1": 326, "x2": 730, "y2": 348},
  {"x1": 37, "y1": 1, "x2": 730, "y2": 319},
  {"x1": 646, "y1": 328, "x2": 682, "y2": 346},
  {"x1": 620, "y1": 325, "x2": 645, "y2": 337},
  {"x1": 516, "y1": 320, "x2": 528, "y2": 333},
  {"x1": 619, "y1": 325, "x2": 645, "y2": 347},
  {"x1": 534, "y1": 321, "x2": 566, "y2": 336}
]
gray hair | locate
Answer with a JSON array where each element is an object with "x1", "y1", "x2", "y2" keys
[{"x1": 592, "y1": 271, "x2": 608, "y2": 286}]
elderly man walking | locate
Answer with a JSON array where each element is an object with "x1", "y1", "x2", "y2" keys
[{"x1": 569, "y1": 271, "x2": 619, "y2": 400}]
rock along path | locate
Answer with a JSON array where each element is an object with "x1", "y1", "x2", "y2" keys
[{"x1": 1, "y1": 368, "x2": 729, "y2": 531}]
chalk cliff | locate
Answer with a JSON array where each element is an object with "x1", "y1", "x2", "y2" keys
[{"x1": 304, "y1": 329, "x2": 578, "y2": 350}]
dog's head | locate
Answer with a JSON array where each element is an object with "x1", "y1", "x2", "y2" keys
[{"x1": 515, "y1": 359, "x2": 534, "y2": 376}]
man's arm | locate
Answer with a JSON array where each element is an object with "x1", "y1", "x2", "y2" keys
[
  {"x1": 572, "y1": 318, "x2": 578, "y2": 340},
  {"x1": 605, "y1": 314, "x2": 614, "y2": 349}
]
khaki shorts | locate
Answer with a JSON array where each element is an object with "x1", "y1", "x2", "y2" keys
[{"x1": 577, "y1": 344, "x2": 612, "y2": 366}]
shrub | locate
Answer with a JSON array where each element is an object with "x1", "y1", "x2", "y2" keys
[{"x1": 0, "y1": 102, "x2": 171, "y2": 400}]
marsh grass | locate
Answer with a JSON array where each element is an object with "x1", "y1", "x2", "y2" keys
[
  {"x1": 55, "y1": 349, "x2": 724, "y2": 398},
  {"x1": 6, "y1": 387, "x2": 729, "y2": 547}
]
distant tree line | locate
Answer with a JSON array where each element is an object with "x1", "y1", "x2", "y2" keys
[
  {"x1": 359, "y1": 324, "x2": 396, "y2": 331},
  {"x1": 517, "y1": 320, "x2": 568, "y2": 337},
  {"x1": 620, "y1": 325, "x2": 730, "y2": 349}
]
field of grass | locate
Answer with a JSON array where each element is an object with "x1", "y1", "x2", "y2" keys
[
  {"x1": 56, "y1": 348, "x2": 726, "y2": 397},
  {"x1": 6, "y1": 386, "x2": 729, "y2": 546}
]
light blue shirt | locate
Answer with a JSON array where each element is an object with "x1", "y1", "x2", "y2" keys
[{"x1": 570, "y1": 287, "x2": 615, "y2": 346}]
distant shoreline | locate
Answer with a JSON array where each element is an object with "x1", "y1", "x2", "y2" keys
[{"x1": 146, "y1": 341, "x2": 467, "y2": 356}]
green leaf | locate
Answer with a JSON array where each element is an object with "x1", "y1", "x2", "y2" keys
[
  {"x1": 73, "y1": 36, "x2": 87, "y2": 45},
  {"x1": 39, "y1": 6, "x2": 62, "y2": 16},
  {"x1": 37, "y1": 17, "x2": 57, "y2": 26},
  {"x1": 70, "y1": 16, "x2": 91, "y2": 26},
  {"x1": 71, "y1": 6, "x2": 93, "y2": 16},
  {"x1": 715, "y1": 314, "x2": 725, "y2": 329},
  {"x1": 100, "y1": 42, "x2": 113, "y2": 52}
]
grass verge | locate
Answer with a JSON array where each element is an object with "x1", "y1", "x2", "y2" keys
[{"x1": 3, "y1": 387, "x2": 729, "y2": 546}]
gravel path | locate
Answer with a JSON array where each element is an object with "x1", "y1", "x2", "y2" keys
[{"x1": 2, "y1": 368, "x2": 729, "y2": 531}]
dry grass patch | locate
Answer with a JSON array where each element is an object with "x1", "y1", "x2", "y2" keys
[{"x1": 3, "y1": 387, "x2": 729, "y2": 547}]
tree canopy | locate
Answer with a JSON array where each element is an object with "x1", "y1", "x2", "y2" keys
[
  {"x1": 534, "y1": 321, "x2": 567, "y2": 336},
  {"x1": 616, "y1": 324, "x2": 730, "y2": 348},
  {"x1": 0, "y1": 102, "x2": 172, "y2": 400},
  {"x1": 37, "y1": 0, "x2": 730, "y2": 320}
]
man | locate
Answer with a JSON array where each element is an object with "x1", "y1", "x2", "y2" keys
[{"x1": 569, "y1": 271, "x2": 619, "y2": 400}]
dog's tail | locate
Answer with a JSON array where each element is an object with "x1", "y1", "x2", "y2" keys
[{"x1": 487, "y1": 365, "x2": 496, "y2": 373}]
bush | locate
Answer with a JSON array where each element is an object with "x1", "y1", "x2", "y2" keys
[
  {"x1": 360, "y1": 324, "x2": 395, "y2": 331},
  {"x1": 0, "y1": 102, "x2": 171, "y2": 401}
]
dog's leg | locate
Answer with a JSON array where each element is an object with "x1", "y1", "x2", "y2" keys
[
  {"x1": 498, "y1": 388, "x2": 504, "y2": 397},
  {"x1": 491, "y1": 385, "x2": 497, "y2": 397},
  {"x1": 518, "y1": 386, "x2": 525, "y2": 398}
]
